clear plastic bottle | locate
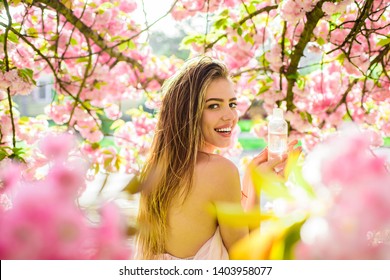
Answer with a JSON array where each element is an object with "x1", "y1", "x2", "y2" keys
[{"x1": 267, "y1": 108, "x2": 288, "y2": 162}]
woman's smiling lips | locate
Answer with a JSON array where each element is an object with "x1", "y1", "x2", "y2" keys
[{"x1": 214, "y1": 126, "x2": 232, "y2": 137}]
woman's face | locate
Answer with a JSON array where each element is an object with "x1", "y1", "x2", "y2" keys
[{"x1": 200, "y1": 78, "x2": 238, "y2": 153}]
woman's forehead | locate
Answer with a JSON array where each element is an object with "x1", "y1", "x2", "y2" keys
[{"x1": 205, "y1": 78, "x2": 236, "y2": 99}]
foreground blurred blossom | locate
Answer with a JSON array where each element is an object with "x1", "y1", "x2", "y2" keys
[
  {"x1": 296, "y1": 124, "x2": 390, "y2": 259},
  {"x1": 231, "y1": 123, "x2": 390, "y2": 260},
  {"x1": 0, "y1": 133, "x2": 131, "y2": 260}
]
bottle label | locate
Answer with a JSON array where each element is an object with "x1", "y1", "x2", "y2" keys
[{"x1": 268, "y1": 132, "x2": 287, "y2": 160}]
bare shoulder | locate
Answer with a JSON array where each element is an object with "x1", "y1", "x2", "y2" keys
[{"x1": 195, "y1": 153, "x2": 241, "y2": 202}]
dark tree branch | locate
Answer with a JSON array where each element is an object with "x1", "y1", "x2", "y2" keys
[
  {"x1": 285, "y1": 1, "x2": 325, "y2": 111},
  {"x1": 31, "y1": 0, "x2": 142, "y2": 69}
]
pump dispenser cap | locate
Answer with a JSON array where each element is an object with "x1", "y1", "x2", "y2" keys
[{"x1": 273, "y1": 108, "x2": 284, "y2": 119}]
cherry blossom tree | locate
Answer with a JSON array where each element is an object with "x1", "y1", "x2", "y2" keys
[
  {"x1": 1, "y1": 0, "x2": 389, "y2": 259},
  {"x1": 1, "y1": 0, "x2": 389, "y2": 172}
]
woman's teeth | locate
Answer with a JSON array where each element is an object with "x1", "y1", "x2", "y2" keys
[{"x1": 215, "y1": 127, "x2": 231, "y2": 132}]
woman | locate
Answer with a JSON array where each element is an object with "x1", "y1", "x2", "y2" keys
[{"x1": 135, "y1": 56, "x2": 293, "y2": 260}]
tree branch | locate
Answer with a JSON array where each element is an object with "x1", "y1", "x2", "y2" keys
[
  {"x1": 31, "y1": 0, "x2": 142, "y2": 69},
  {"x1": 285, "y1": 1, "x2": 325, "y2": 111}
]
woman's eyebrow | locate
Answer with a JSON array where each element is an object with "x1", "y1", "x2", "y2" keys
[{"x1": 205, "y1": 97, "x2": 237, "y2": 102}]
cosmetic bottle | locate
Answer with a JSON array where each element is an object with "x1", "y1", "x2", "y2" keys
[{"x1": 268, "y1": 108, "x2": 288, "y2": 161}]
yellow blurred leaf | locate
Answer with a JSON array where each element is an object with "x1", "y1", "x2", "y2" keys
[
  {"x1": 251, "y1": 166, "x2": 292, "y2": 200},
  {"x1": 230, "y1": 223, "x2": 285, "y2": 260},
  {"x1": 230, "y1": 217, "x2": 306, "y2": 260},
  {"x1": 208, "y1": 202, "x2": 273, "y2": 228},
  {"x1": 123, "y1": 175, "x2": 141, "y2": 194},
  {"x1": 284, "y1": 149, "x2": 301, "y2": 179}
]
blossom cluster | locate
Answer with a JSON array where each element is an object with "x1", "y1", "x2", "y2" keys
[
  {"x1": 0, "y1": 133, "x2": 131, "y2": 259},
  {"x1": 295, "y1": 125, "x2": 390, "y2": 259},
  {"x1": 0, "y1": 69, "x2": 35, "y2": 96}
]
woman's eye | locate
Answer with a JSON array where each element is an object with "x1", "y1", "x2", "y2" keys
[
  {"x1": 208, "y1": 104, "x2": 219, "y2": 109},
  {"x1": 230, "y1": 103, "x2": 237, "y2": 108}
]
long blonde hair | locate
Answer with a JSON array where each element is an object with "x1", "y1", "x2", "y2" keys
[{"x1": 137, "y1": 56, "x2": 229, "y2": 259}]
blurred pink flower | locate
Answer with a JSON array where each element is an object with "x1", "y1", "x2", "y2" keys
[
  {"x1": 322, "y1": 131, "x2": 388, "y2": 187},
  {"x1": 39, "y1": 133, "x2": 76, "y2": 162},
  {"x1": 0, "y1": 161, "x2": 21, "y2": 194},
  {"x1": 0, "y1": 133, "x2": 132, "y2": 260},
  {"x1": 119, "y1": 1, "x2": 137, "y2": 13},
  {"x1": 91, "y1": 203, "x2": 131, "y2": 260},
  {"x1": 104, "y1": 104, "x2": 122, "y2": 120},
  {"x1": 296, "y1": 125, "x2": 390, "y2": 259},
  {"x1": 47, "y1": 163, "x2": 87, "y2": 199}
]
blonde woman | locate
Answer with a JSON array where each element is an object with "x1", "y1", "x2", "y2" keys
[{"x1": 134, "y1": 56, "x2": 294, "y2": 260}]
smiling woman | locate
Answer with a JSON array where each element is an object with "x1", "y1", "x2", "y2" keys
[
  {"x1": 200, "y1": 78, "x2": 238, "y2": 153},
  {"x1": 132, "y1": 56, "x2": 294, "y2": 260},
  {"x1": 133, "y1": 56, "x2": 248, "y2": 260}
]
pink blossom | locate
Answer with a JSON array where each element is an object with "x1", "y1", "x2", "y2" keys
[
  {"x1": 104, "y1": 104, "x2": 122, "y2": 120},
  {"x1": 91, "y1": 203, "x2": 131, "y2": 260},
  {"x1": 216, "y1": 35, "x2": 254, "y2": 70},
  {"x1": 296, "y1": 126, "x2": 390, "y2": 259},
  {"x1": 0, "y1": 142, "x2": 132, "y2": 260},
  {"x1": 46, "y1": 163, "x2": 87, "y2": 199},
  {"x1": 0, "y1": 162, "x2": 21, "y2": 194},
  {"x1": 44, "y1": 102, "x2": 71, "y2": 125},
  {"x1": 0, "y1": 194, "x2": 12, "y2": 212},
  {"x1": 0, "y1": 185, "x2": 91, "y2": 259},
  {"x1": 265, "y1": 43, "x2": 283, "y2": 72},
  {"x1": 251, "y1": 122, "x2": 268, "y2": 140},
  {"x1": 77, "y1": 126, "x2": 104, "y2": 143},
  {"x1": 97, "y1": 147, "x2": 120, "y2": 173},
  {"x1": 119, "y1": 1, "x2": 137, "y2": 13},
  {"x1": 132, "y1": 115, "x2": 157, "y2": 137},
  {"x1": 279, "y1": 0, "x2": 307, "y2": 24},
  {"x1": 236, "y1": 95, "x2": 251, "y2": 117},
  {"x1": 39, "y1": 133, "x2": 76, "y2": 162},
  {"x1": 321, "y1": 131, "x2": 388, "y2": 187},
  {"x1": 0, "y1": 72, "x2": 12, "y2": 90}
]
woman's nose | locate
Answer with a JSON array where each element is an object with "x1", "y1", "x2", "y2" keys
[{"x1": 221, "y1": 107, "x2": 237, "y2": 121}]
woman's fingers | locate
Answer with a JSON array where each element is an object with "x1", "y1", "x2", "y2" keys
[
  {"x1": 287, "y1": 139, "x2": 299, "y2": 152},
  {"x1": 251, "y1": 148, "x2": 268, "y2": 165},
  {"x1": 265, "y1": 154, "x2": 287, "y2": 169}
]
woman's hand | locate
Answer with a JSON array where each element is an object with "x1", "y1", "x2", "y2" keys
[
  {"x1": 251, "y1": 139, "x2": 301, "y2": 176},
  {"x1": 241, "y1": 139, "x2": 301, "y2": 211}
]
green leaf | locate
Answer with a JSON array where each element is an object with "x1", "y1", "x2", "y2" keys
[
  {"x1": 220, "y1": 9, "x2": 229, "y2": 17},
  {"x1": 0, "y1": 149, "x2": 9, "y2": 161},
  {"x1": 258, "y1": 85, "x2": 270, "y2": 94},
  {"x1": 110, "y1": 119, "x2": 125, "y2": 130},
  {"x1": 317, "y1": 37, "x2": 325, "y2": 46},
  {"x1": 181, "y1": 35, "x2": 202, "y2": 46},
  {"x1": 247, "y1": 4, "x2": 256, "y2": 14},
  {"x1": 26, "y1": 27, "x2": 38, "y2": 38},
  {"x1": 377, "y1": 37, "x2": 390, "y2": 47},
  {"x1": 19, "y1": 116, "x2": 30, "y2": 124},
  {"x1": 70, "y1": 37, "x2": 78, "y2": 46},
  {"x1": 237, "y1": 27, "x2": 243, "y2": 36},
  {"x1": 76, "y1": 57, "x2": 90, "y2": 63},
  {"x1": 6, "y1": 32, "x2": 19, "y2": 44},
  {"x1": 336, "y1": 52, "x2": 345, "y2": 63},
  {"x1": 18, "y1": 68, "x2": 35, "y2": 84},
  {"x1": 214, "y1": 18, "x2": 227, "y2": 29},
  {"x1": 11, "y1": 0, "x2": 22, "y2": 5},
  {"x1": 97, "y1": 2, "x2": 114, "y2": 13}
]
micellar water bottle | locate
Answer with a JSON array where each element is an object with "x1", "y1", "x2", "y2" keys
[{"x1": 267, "y1": 108, "x2": 288, "y2": 162}]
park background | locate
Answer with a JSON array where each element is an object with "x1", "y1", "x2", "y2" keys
[{"x1": 1, "y1": 0, "x2": 390, "y2": 259}]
